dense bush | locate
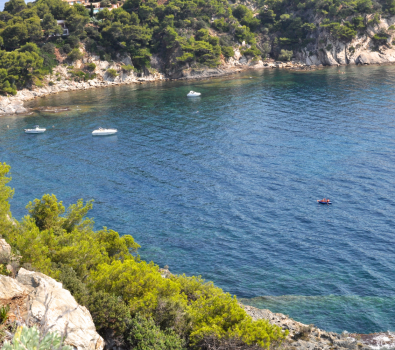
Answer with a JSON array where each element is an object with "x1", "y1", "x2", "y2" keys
[
  {"x1": 67, "y1": 48, "x2": 83, "y2": 62},
  {"x1": 278, "y1": 49, "x2": 293, "y2": 61},
  {"x1": 0, "y1": 162, "x2": 288, "y2": 350},
  {"x1": 86, "y1": 62, "x2": 96, "y2": 71},
  {"x1": 106, "y1": 68, "x2": 118, "y2": 77},
  {"x1": 2, "y1": 326, "x2": 71, "y2": 350},
  {"x1": 221, "y1": 46, "x2": 235, "y2": 58},
  {"x1": 125, "y1": 314, "x2": 184, "y2": 350}
]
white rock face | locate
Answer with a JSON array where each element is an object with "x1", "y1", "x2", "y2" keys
[
  {"x1": 294, "y1": 14, "x2": 395, "y2": 66},
  {"x1": 0, "y1": 275, "x2": 27, "y2": 298},
  {"x1": 0, "y1": 238, "x2": 11, "y2": 255},
  {"x1": 0, "y1": 268, "x2": 104, "y2": 350}
]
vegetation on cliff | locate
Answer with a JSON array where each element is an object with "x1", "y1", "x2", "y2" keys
[
  {"x1": 0, "y1": 0, "x2": 392, "y2": 95},
  {"x1": 0, "y1": 162, "x2": 288, "y2": 350}
]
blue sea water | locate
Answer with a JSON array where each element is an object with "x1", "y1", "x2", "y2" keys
[{"x1": 1, "y1": 65, "x2": 395, "y2": 334}]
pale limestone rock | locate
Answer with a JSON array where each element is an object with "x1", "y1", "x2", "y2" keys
[
  {"x1": 15, "y1": 106, "x2": 28, "y2": 114},
  {"x1": 17, "y1": 268, "x2": 62, "y2": 289},
  {"x1": 121, "y1": 55, "x2": 133, "y2": 66},
  {"x1": 15, "y1": 268, "x2": 104, "y2": 350},
  {"x1": 0, "y1": 238, "x2": 11, "y2": 255},
  {"x1": 0, "y1": 275, "x2": 27, "y2": 298}
]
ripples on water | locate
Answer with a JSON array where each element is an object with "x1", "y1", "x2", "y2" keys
[{"x1": 1, "y1": 65, "x2": 395, "y2": 333}]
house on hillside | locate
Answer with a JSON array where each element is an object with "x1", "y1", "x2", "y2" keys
[
  {"x1": 57, "y1": 20, "x2": 69, "y2": 36},
  {"x1": 61, "y1": 0, "x2": 122, "y2": 13}
]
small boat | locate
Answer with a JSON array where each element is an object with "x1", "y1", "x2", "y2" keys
[
  {"x1": 92, "y1": 127, "x2": 117, "y2": 136},
  {"x1": 24, "y1": 125, "x2": 46, "y2": 134},
  {"x1": 187, "y1": 91, "x2": 201, "y2": 97},
  {"x1": 317, "y1": 199, "x2": 332, "y2": 204}
]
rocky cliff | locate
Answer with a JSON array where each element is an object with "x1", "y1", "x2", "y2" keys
[
  {"x1": 0, "y1": 240, "x2": 103, "y2": 350},
  {"x1": 296, "y1": 15, "x2": 395, "y2": 66},
  {"x1": 243, "y1": 304, "x2": 395, "y2": 350}
]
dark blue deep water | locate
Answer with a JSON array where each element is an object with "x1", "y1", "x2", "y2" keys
[{"x1": 1, "y1": 65, "x2": 395, "y2": 334}]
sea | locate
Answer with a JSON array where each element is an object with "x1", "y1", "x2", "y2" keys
[{"x1": 1, "y1": 65, "x2": 395, "y2": 335}]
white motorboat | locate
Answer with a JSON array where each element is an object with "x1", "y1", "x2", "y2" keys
[
  {"x1": 92, "y1": 127, "x2": 117, "y2": 136},
  {"x1": 187, "y1": 91, "x2": 201, "y2": 97},
  {"x1": 24, "y1": 125, "x2": 46, "y2": 134}
]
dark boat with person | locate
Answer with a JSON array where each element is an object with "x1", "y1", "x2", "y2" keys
[{"x1": 317, "y1": 198, "x2": 332, "y2": 204}]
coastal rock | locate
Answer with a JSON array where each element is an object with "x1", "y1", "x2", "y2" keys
[
  {"x1": 0, "y1": 268, "x2": 104, "y2": 350},
  {"x1": 0, "y1": 275, "x2": 27, "y2": 299},
  {"x1": 121, "y1": 55, "x2": 133, "y2": 66},
  {"x1": 0, "y1": 238, "x2": 11, "y2": 255},
  {"x1": 242, "y1": 305, "x2": 370, "y2": 350},
  {"x1": 296, "y1": 15, "x2": 395, "y2": 66}
]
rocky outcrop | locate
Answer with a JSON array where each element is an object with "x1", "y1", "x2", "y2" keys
[
  {"x1": 243, "y1": 304, "x2": 393, "y2": 350},
  {"x1": 0, "y1": 238, "x2": 11, "y2": 256},
  {"x1": 296, "y1": 15, "x2": 395, "y2": 66},
  {"x1": 0, "y1": 275, "x2": 27, "y2": 299},
  {"x1": 0, "y1": 268, "x2": 103, "y2": 350}
]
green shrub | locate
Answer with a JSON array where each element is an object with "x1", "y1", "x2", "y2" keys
[
  {"x1": 221, "y1": 46, "x2": 235, "y2": 58},
  {"x1": 125, "y1": 314, "x2": 184, "y2": 350},
  {"x1": 62, "y1": 44, "x2": 72, "y2": 54},
  {"x1": 372, "y1": 32, "x2": 388, "y2": 45},
  {"x1": 67, "y1": 48, "x2": 83, "y2": 62},
  {"x1": 58, "y1": 264, "x2": 89, "y2": 305},
  {"x1": 86, "y1": 63, "x2": 96, "y2": 71},
  {"x1": 0, "y1": 305, "x2": 10, "y2": 324},
  {"x1": 48, "y1": 81, "x2": 54, "y2": 86},
  {"x1": 106, "y1": 68, "x2": 118, "y2": 78},
  {"x1": 278, "y1": 49, "x2": 293, "y2": 61},
  {"x1": 41, "y1": 43, "x2": 55, "y2": 55},
  {"x1": 122, "y1": 64, "x2": 134, "y2": 72},
  {"x1": 242, "y1": 46, "x2": 261, "y2": 58},
  {"x1": 87, "y1": 291, "x2": 131, "y2": 337},
  {"x1": 2, "y1": 326, "x2": 71, "y2": 350}
]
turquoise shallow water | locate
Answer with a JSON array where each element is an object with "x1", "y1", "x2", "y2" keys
[{"x1": 1, "y1": 65, "x2": 395, "y2": 333}]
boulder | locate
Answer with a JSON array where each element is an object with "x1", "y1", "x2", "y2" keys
[
  {"x1": 0, "y1": 238, "x2": 11, "y2": 255},
  {"x1": 0, "y1": 275, "x2": 27, "y2": 298},
  {"x1": 13, "y1": 268, "x2": 104, "y2": 350},
  {"x1": 121, "y1": 55, "x2": 133, "y2": 66},
  {"x1": 16, "y1": 268, "x2": 62, "y2": 290}
]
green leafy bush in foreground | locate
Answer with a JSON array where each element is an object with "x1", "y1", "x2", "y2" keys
[
  {"x1": 0, "y1": 162, "x2": 288, "y2": 349},
  {"x1": 2, "y1": 326, "x2": 71, "y2": 350}
]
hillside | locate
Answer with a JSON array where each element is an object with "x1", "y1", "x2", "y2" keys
[{"x1": 1, "y1": 0, "x2": 395, "y2": 97}]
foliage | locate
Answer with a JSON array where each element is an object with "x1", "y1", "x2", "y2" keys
[
  {"x1": 278, "y1": 49, "x2": 293, "y2": 61},
  {"x1": 122, "y1": 64, "x2": 134, "y2": 72},
  {"x1": 86, "y1": 62, "x2": 96, "y2": 71},
  {"x1": 0, "y1": 0, "x2": 388, "y2": 95},
  {"x1": 91, "y1": 259, "x2": 184, "y2": 316},
  {"x1": 372, "y1": 32, "x2": 389, "y2": 45},
  {"x1": 67, "y1": 48, "x2": 83, "y2": 62},
  {"x1": 221, "y1": 46, "x2": 234, "y2": 58},
  {"x1": 106, "y1": 68, "x2": 118, "y2": 77},
  {"x1": 125, "y1": 314, "x2": 184, "y2": 350},
  {"x1": 87, "y1": 291, "x2": 131, "y2": 337},
  {"x1": 0, "y1": 305, "x2": 10, "y2": 324},
  {"x1": 0, "y1": 163, "x2": 14, "y2": 222},
  {"x1": 2, "y1": 326, "x2": 71, "y2": 350}
]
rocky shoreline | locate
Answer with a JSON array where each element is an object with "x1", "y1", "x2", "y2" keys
[
  {"x1": 0, "y1": 56, "x2": 312, "y2": 116},
  {"x1": 0, "y1": 42, "x2": 394, "y2": 116},
  {"x1": 1, "y1": 240, "x2": 394, "y2": 350},
  {"x1": 242, "y1": 305, "x2": 395, "y2": 350}
]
